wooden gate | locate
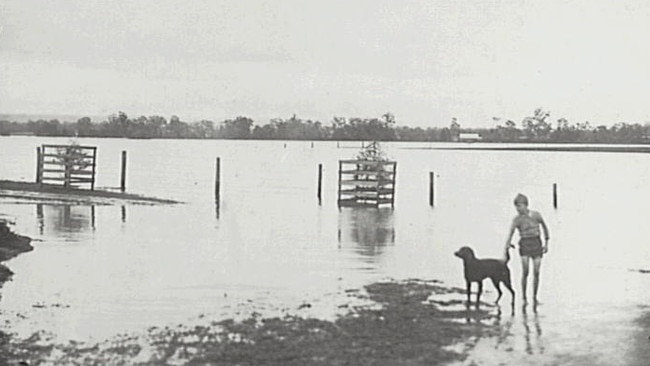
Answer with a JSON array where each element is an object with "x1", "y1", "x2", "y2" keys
[{"x1": 36, "y1": 144, "x2": 97, "y2": 190}]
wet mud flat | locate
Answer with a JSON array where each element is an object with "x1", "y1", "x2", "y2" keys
[
  {"x1": 0, "y1": 180, "x2": 180, "y2": 205},
  {"x1": 0, "y1": 222, "x2": 33, "y2": 287},
  {"x1": 2, "y1": 278, "x2": 649, "y2": 365},
  {"x1": 0, "y1": 280, "x2": 502, "y2": 366}
]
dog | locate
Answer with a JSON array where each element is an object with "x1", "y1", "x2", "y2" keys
[{"x1": 454, "y1": 246, "x2": 515, "y2": 306}]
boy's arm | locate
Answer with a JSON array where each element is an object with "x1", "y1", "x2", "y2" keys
[
  {"x1": 505, "y1": 220, "x2": 516, "y2": 251},
  {"x1": 537, "y1": 212, "x2": 550, "y2": 251}
]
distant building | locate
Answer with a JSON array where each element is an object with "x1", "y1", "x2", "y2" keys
[{"x1": 458, "y1": 133, "x2": 481, "y2": 142}]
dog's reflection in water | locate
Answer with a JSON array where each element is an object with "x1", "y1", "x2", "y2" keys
[{"x1": 463, "y1": 299, "x2": 515, "y2": 325}]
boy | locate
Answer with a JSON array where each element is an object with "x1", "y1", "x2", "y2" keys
[{"x1": 505, "y1": 193, "x2": 550, "y2": 305}]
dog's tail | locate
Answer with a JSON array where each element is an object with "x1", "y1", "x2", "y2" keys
[{"x1": 504, "y1": 244, "x2": 515, "y2": 263}]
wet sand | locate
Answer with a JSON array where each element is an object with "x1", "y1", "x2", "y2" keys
[
  {"x1": 1, "y1": 278, "x2": 648, "y2": 365},
  {"x1": 0, "y1": 180, "x2": 181, "y2": 205}
]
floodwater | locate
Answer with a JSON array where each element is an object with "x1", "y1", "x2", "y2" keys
[{"x1": 1, "y1": 136, "x2": 649, "y2": 364}]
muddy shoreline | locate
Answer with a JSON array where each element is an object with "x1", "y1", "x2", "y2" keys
[
  {"x1": 0, "y1": 279, "x2": 498, "y2": 365},
  {"x1": 1, "y1": 276, "x2": 649, "y2": 365},
  {"x1": 0, "y1": 222, "x2": 33, "y2": 287},
  {"x1": 0, "y1": 180, "x2": 181, "y2": 205}
]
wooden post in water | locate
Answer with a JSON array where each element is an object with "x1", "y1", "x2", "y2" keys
[
  {"x1": 553, "y1": 183, "x2": 558, "y2": 209},
  {"x1": 391, "y1": 162, "x2": 397, "y2": 208},
  {"x1": 90, "y1": 147, "x2": 97, "y2": 191},
  {"x1": 36, "y1": 147, "x2": 42, "y2": 184},
  {"x1": 317, "y1": 163, "x2": 323, "y2": 205},
  {"x1": 215, "y1": 157, "x2": 221, "y2": 204},
  {"x1": 120, "y1": 150, "x2": 127, "y2": 192},
  {"x1": 337, "y1": 161, "x2": 342, "y2": 207},
  {"x1": 429, "y1": 171, "x2": 435, "y2": 207}
]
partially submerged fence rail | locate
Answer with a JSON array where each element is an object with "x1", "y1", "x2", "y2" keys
[
  {"x1": 338, "y1": 159, "x2": 396, "y2": 208},
  {"x1": 37, "y1": 144, "x2": 97, "y2": 190}
]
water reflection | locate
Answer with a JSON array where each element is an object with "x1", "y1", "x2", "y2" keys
[
  {"x1": 522, "y1": 304, "x2": 545, "y2": 354},
  {"x1": 36, "y1": 204, "x2": 44, "y2": 235},
  {"x1": 337, "y1": 207, "x2": 395, "y2": 260},
  {"x1": 493, "y1": 306, "x2": 515, "y2": 348},
  {"x1": 35, "y1": 204, "x2": 97, "y2": 236}
]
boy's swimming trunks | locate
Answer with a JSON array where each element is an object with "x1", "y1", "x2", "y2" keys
[{"x1": 519, "y1": 236, "x2": 543, "y2": 258}]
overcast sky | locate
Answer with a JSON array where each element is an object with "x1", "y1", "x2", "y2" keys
[{"x1": 2, "y1": 0, "x2": 650, "y2": 127}]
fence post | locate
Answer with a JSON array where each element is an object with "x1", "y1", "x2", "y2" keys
[
  {"x1": 215, "y1": 157, "x2": 221, "y2": 204},
  {"x1": 337, "y1": 161, "x2": 342, "y2": 207},
  {"x1": 317, "y1": 163, "x2": 323, "y2": 205},
  {"x1": 36, "y1": 147, "x2": 42, "y2": 184},
  {"x1": 120, "y1": 150, "x2": 127, "y2": 192},
  {"x1": 63, "y1": 146, "x2": 71, "y2": 188},
  {"x1": 90, "y1": 147, "x2": 97, "y2": 191},
  {"x1": 429, "y1": 171, "x2": 435, "y2": 207},
  {"x1": 553, "y1": 183, "x2": 558, "y2": 209}
]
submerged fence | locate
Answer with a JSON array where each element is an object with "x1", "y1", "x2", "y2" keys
[
  {"x1": 36, "y1": 144, "x2": 97, "y2": 190},
  {"x1": 337, "y1": 160, "x2": 397, "y2": 208}
]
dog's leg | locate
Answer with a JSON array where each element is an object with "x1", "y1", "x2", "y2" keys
[
  {"x1": 491, "y1": 278, "x2": 503, "y2": 304},
  {"x1": 466, "y1": 281, "x2": 472, "y2": 305},
  {"x1": 476, "y1": 280, "x2": 483, "y2": 307}
]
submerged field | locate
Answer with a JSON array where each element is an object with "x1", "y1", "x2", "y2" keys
[{"x1": 0, "y1": 137, "x2": 649, "y2": 364}]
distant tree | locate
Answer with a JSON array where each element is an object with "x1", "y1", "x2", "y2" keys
[
  {"x1": 252, "y1": 124, "x2": 277, "y2": 139},
  {"x1": 28, "y1": 119, "x2": 65, "y2": 136},
  {"x1": 0, "y1": 120, "x2": 11, "y2": 135},
  {"x1": 382, "y1": 112, "x2": 396, "y2": 126},
  {"x1": 440, "y1": 127, "x2": 451, "y2": 141},
  {"x1": 195, "y1": 120, "x2": 216, "y2": 138},
  {"x1": 330, "y1": 114, "x2": 396, "y2": 141},
  {"x1": 488, "y1": 118, "x2": 520, "y2": 142},
  {"x1": 522, "y1": 108, "x2": 552, "y2": 140},
  {"x1": 146, "y1": 115, "x2": 167, "y2": 138},
  {"x1": 75, "y1": 117, "x2": 93, "y2": 136},
  {"x1": 550, "y1": 118, "x2": 582, "y2": 142},
  {"x1": 449, "y1": 117, "x2": 460, "y2": 141},
  {"x1": 356, "y1": 141, "x2": 388, "y2": 161},
  {"x1": 331, "y1": 116, "x2": 351, "y2": 140},
  {"x1": 218, "y1": 116, "x2": 253, "y2": 139},
  {"x1": 107, "y1": 111, "x2": 130, "y2": 137},
  {"x1": 165, "y1": 115, "x2": 190, "y2": 138}
]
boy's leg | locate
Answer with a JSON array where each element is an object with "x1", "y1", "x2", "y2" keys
[
  {"x1": 532, "y1": 257, "x2": 542, "y2": 303},
  {"x1": 520, "y1": 256, "x2": 530, "y2": 304}
]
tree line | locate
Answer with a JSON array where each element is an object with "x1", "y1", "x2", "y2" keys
[{"x1": 1, "y1": 109, "x2": 650, "y2": 144}]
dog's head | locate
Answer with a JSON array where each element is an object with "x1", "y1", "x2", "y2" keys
[{"x1": 454, "y1": 246, "x2": 475, "y2": 260}]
